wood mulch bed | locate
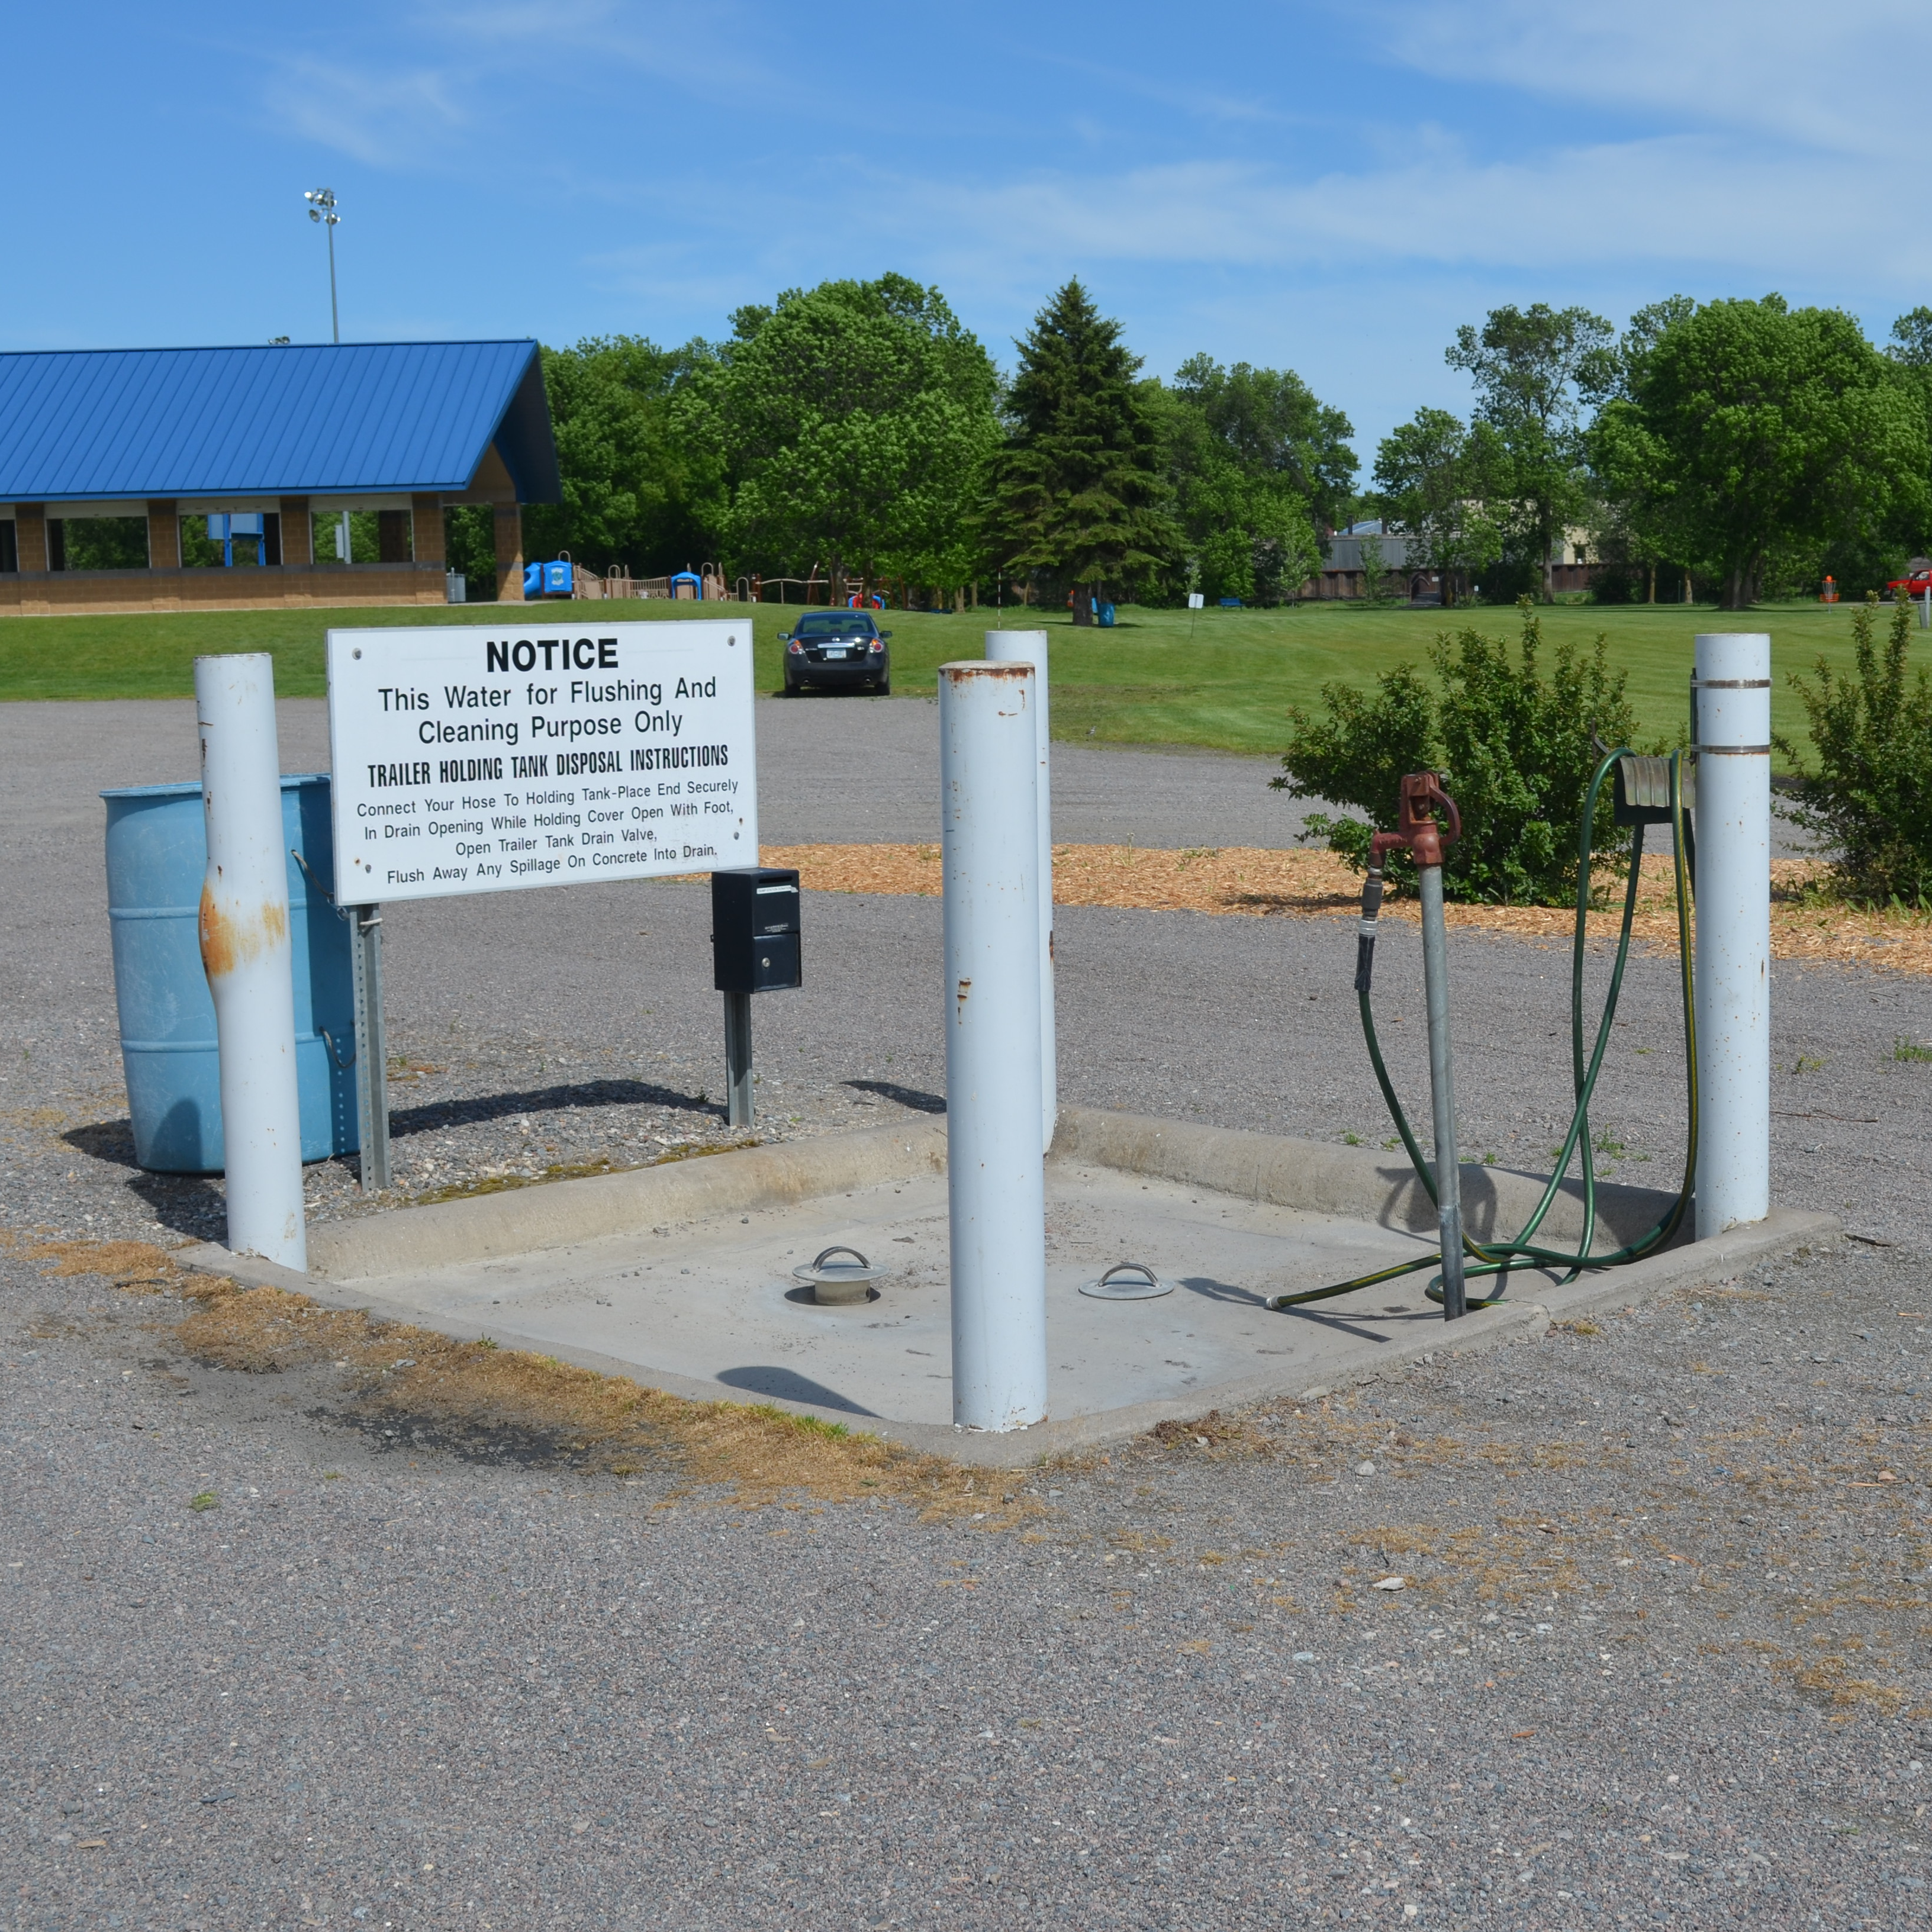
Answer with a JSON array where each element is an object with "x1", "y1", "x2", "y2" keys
[{"x1": 756, "y1": 843, "x2": 1932, "y2": 978}]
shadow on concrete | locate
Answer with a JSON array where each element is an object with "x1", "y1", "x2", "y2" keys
[
  {"x1": 1175, "y1": 1273, "x2": 1271, "y2": 1309},
  {"x1": 713, "y1": 1366, "x2": 880, "y2": 1416},
  {"x1": 845, "y1": 1079, "x2": 946, "y2": 1114},
  {"x1": 1277, "y1": 1302, "x2": 1412, "y2": 1343},
  {"x1": 389, "y1": 1077, "x2": 719, "y2": 1141}
]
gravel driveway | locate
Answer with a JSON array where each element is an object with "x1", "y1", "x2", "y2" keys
[{"x1": 3, "y1": 697, "x2": 1929, "y2": 1928}]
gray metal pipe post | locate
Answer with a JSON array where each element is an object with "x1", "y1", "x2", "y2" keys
[
  {"x1": 350, "y1": 904, "x2": 391, "y2": 1192},
  {"x1": 1418, "y1": 865, "x2": 1467, "y2": 1318},
  {"x1": 724, "y1": 990, "x2": 753, "y2": 1128}
]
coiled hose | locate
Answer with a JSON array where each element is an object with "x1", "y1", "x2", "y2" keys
[{"x1": 1267, "y1": 747, "x2": 1698, "y2": 1312}]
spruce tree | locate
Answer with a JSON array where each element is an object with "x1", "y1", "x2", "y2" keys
[{"x1": 981, "y1": 280, "x2": 1176, "y2": 623}]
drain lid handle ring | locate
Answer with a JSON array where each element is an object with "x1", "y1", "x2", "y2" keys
[
  {"x1": 810, "y1": 1245, "x2": 871, "y2": 1271},
  {"x1": 1098, "y1": 1261, "x2": 1159, "y2": 1289}
]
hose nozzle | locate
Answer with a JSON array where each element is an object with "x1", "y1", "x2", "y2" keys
[{"x1": 1354, "y1": 863, "x2": 1385, "y2": 993}]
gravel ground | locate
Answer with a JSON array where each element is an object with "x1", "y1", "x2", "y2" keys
[
  {"x1": 4, "y1": 697, "x2": 1931, "y2": 1928},
  {"x1": 2, "y1": 1234, "x2": 1929, "y2": 1928}
]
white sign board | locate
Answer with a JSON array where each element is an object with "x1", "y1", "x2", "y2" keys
[
  {"x1": 326, "y1": 619, "x2": 758, "y2": 904},
  {"x1": 1187, "y1": 592, "x2": 1205, "y2": 610}
]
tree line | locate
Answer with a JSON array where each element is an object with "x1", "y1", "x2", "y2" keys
[
  {"x1": 1378, "y1": 298, "x2": 1932, "y2": 611},
  {"x1": 480, "y1": 275, "x2": 1932, "y2": 616},
  {"x1": 473, "y1": 276, "x2": 1349, "y2": 623}
]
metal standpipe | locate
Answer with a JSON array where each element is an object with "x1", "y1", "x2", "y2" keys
[
  {"x1": 983, "y1": 627, "x2": 1057, "y2": 1152},
  {"x1": 1418, "y1": 864, "x2": 1467, "y2": 1319},
  {"x1": 195, "y1": 654, "x2": 307, "y2": 1268},
  {"x1": 349, "y1": 904, "x2": 391, "y2": 1192},
  {"x1": 1692, "y1": 632, "x2": 1772, "y2": 1238},
  {"x1": 940, "y1": 660, "x2": 1049, "y2": 1431},
  {"x1": 1366, "y1": 771, "x2": 1466, "y2": 1319},
  {"x1": 723, "y1": 990, "x2": 753, "y2": 1129}
]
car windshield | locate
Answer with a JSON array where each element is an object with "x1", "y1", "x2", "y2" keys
[{"x1": 794, "y1": 613, "x2": 876, "y2": 637}]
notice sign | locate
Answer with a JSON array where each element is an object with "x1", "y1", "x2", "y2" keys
[{"x1": 326, "y1": 619, "x2": 758, "y2": 904}]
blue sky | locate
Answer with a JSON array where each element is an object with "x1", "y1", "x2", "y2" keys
[{"x1": 7, "y1": 1, "x2": 1928, "y2": 466}]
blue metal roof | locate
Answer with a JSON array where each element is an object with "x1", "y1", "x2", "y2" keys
[{"x1": 0, "y1": 340, "x2": 561, "y2": 505}]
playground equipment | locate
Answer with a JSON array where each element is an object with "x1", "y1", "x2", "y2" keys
[{"x1": 523, "y1": 554, "x2": 575, "y2": 598}]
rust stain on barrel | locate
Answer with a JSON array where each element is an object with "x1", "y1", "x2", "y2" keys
[
  {"x1": 199, "y1": 888, "x2": 288, "y2": 980},
  {"x1": 940, "y1": 662, "x2": 1031, "y2": 684}
]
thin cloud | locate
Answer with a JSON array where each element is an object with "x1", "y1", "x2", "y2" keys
[
  {"x1": 1368, "y1": 0, "x2": 1931, "y2": 160},
  {"x1": 263, "y1": 56, "x2": 470, "y2": 168}
]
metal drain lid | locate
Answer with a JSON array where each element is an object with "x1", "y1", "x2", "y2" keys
[
  {"x1": 1078, "y1": 1260, "x2": 1171, "y2": 1300},
  {"x1": 793, "y1": 1245, "x2": 886, "y2": 1305}
]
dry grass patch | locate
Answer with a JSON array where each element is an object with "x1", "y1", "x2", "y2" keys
[
  {"x1": 173, "y1": 1277, "x2": 1039, "y2": 1521},
  {"x1": 17, "y1": 1234, "x2": 182, "y2": 1293}
]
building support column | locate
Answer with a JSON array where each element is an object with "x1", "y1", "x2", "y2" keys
[
  {"x1": 146, "y1": 500, "x2": 180, "y2": 571},
  {"x1": 279, "y1": 497, "x2": 312, "y2": 566},
  {"x1": 376, "y1": 510, "x2": 411, "y2": 563},
  {"x1": 410, "y1": 494, "x2": 445, "y2": 569},
  {"x1": 15, "y1": 504, "x2": 47, "y2": 572},
  {"x1": 493, "y1": 503, "x2": 524, "y2": 601}
]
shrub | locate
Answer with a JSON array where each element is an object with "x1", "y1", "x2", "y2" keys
[
  {"x1": 1778, "y1": 594, "x2": 1932, "y2": 906},
  {"x1": 1274, "y1": 597, "x2": 1637, "y2": 904}
]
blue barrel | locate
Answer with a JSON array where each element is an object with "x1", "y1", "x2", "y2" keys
[{"x1": 102, "y1": 775, "x2": 357, "y2": 1173}]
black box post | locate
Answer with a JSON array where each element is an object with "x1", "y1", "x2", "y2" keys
[{"x1": 710, "y1": 868, "x2": 802, "y2": 1128}]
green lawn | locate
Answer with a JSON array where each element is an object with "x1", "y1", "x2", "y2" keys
[{"x1": 0, "y1": 594, "x2": 1899, "y2": 765}]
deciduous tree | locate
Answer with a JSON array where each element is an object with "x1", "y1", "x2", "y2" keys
[
  {"x1": 1592, "y1": 297, "x2": 1929, "y2": 608},
  {"x1": 1371, "y1": 407, "x2": 1508, "y2": 604},
  {"x1": 522, "y1": 336, "x2": 720, "y2": 577},
  {"x1": 1447, "y1": 303, "x2": 1612, "y2": 600},
  {"x1": 680, "y1": 274, "x2": 997, "y2": 594}
]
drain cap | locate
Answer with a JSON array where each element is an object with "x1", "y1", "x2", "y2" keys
[
  {"x1": 793, "y1": 1245, "x2": 886, "y2": 1305},
  {"x1": 1079, "y1": 1260, "x2": 1171, "y2": 1301}
]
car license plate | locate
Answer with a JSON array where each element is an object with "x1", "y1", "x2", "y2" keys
[{"x1": 825, "y1": 649, "x2": 848, "y2": 659}]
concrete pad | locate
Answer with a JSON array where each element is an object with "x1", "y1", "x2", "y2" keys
[
  {"x1": 286, "y1": 1161, "x2": 1445, "y2": 1428},
  {"x1": 179, "y1": 1108, "x2": 1840, "y2": 1467}
]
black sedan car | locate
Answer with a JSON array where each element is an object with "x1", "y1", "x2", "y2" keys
[{"x1": 780, "y1": 610, "x2": 892, "y2": 694}]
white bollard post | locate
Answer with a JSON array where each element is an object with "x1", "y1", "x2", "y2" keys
[
  {"x1": 984, "y1": 629, "x2": 1057, "y2": 1152},
  {"x1": 1692, "y1": 632, "x2": 1771, "y2": 1239},
  {"x1": 941, "y1": 660, "x2": 1048, "y2": 1431},
  {"x1": 196, "y1": 654, "x2": 307, "y2": 1268}
]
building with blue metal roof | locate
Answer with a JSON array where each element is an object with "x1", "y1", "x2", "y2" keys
[{"x1": 0, "y1": 340, "x2": 559, "y2": 613}]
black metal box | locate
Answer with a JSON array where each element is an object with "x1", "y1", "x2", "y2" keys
[{"x1": 711, "y1": 867, "x2": 803, "y2": 994}]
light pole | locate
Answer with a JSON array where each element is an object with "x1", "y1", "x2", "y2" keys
[{"x1": 304, "y1": 189, "x2": 340, "y2": 343}]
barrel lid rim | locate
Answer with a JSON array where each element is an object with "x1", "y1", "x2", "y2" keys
[{"x1": 101, "y1": 774, "x2": 330, "y2": 801}]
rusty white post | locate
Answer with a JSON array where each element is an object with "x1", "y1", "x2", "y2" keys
[
  {"x1": 197, "y1": 654, "x2": 307, "y2": 1268},
  {"x1": 984, "y1": 629, "x2": 1057, "y2": 1152},
  {"x1": 1692, "y1": 632, "x2": 1771, "y2": 1238},
  {"x1": 941, "y1": 659, "x2": 1047, "y2": 1430}
]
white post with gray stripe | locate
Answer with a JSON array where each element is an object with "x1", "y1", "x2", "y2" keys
[
  {"x1": 1692, "y1": 632, "x2": 1771, "y2": 1237},
  {"x1": 940, "y1": 659, "x2": 1048, "y2": 1431},
  {"x1": 983, "y1": 629, "x2": 1057, "y2": 1152}
]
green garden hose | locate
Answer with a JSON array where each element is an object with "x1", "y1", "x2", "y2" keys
[{"x1": 1267, "y1": 748, "x2": 1698, "y2": 1312}]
